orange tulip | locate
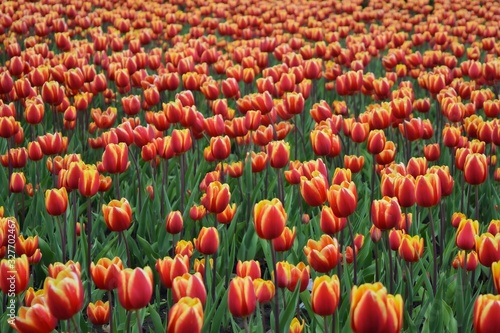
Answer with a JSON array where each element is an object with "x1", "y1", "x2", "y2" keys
[
  {"x1": 102, "y1": 198, "x2": 133, "y2": 232},
  {"x1": 167, "y1": 297, "x2": 204, "y2": 333},
  {"x1": 272, "y1": 226, "x2": 296, "y2": 252},
  {"x1": 209, "y1": 136, "x2": 231, "y2": 160},
  {"x1": 9, "y1": 172, "x2": 26, "y2": 193},
  {"x1": 299, "y1": 171, "x2": 328, "y2": 206},
  {"x1": 11, "y1": 294, "x2": 58, "y2": 333},
  {"x1": 344, "y1": 155, "x2": 365, "y2": 173},
  {"x1": 0, "y1": 254, "x2": 30, "y2": 295},
  {"x1": 452, "y1": 250, "x2": 478, "y2": 271},
  {"x1": 201, "y1": 181, "x2": 231, "y2": 214},
  {"x1": 228, "y1": 276, "x2": 257, "y2": 317},
  {"x1": 327, "y1": 181, "x2": 357, "y2": 217},
  {"x1": 456, "y1": 219, "x2": 479, "y2": 250},
  {"x1": 415, "y1": 173, "x2": 442, "y2": 207},
  {"x1": 464, "y1": 153, "x2": 488, "y2": 185},
  {"x1": 44, "y1": 268, "x2": 84, "y2": 319},
  {"x1": 87, "y1": 300, "x2": 110, "y2": 326},
  {"x1": 117, "y1": 267, "x2": 153, "y2": 311},
  {"x1": 101, "y1": 142, "x2": 129, "y2": 174},
  {"x1": 165, "y1": 211, "x2": 183, "y2": 234},
  {"x1": 311, "y1": 275, "x2": 340, "y2": 316},
  {"x1": 367, "y1": 130, "x2": 386, "y2": 155},
  {"x1": 371, "y1": 197, "x2": 402, "y2": 230},
  {"x1": 194, "y1": 227, "x2": 219, "y2": 255},
  {"x1": 78, "y1": 167, "x2": 100, "y2": 197},
  {"x1": 236, "y1": 260, "x2": 261, "y2": 280},
  {"x1": 398, "y1": 235, "x2": 424, "y2": 262},
  {"x1": 473, "y1": 294, "x2": 500, "y2": 333},
  {"x1": 90, "y1": 257, "x2": 124, "y2": 291},
  {"x1": 156, "y1": 255, "x2": 190, "y2": 288},
  {"x1": 475, "y1": 233, "x2": 500, "y2": 267},
  {"x1": 303, "y1": 235, "x2": 340, "y2": 273},
  {"x1": 253, "y1": 278, "x2": 275, "y2": 303},
  {"x1": 172, "y1": 272, "x2": 207, "y2": 306},
  {"x1": 253, "y1": 198, "x2": 287, "y2": 240},
  {"x1": 350, "y1": 283, "x2": 403, "y2": 333}
]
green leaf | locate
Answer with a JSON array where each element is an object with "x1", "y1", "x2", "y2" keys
[{"x1": 147, "y1": 304, "x2": 165, "y2": 332}]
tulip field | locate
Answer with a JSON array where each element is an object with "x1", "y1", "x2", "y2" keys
[{"x1": 3, "y1": 0, "x2": 500, "y2": 332}]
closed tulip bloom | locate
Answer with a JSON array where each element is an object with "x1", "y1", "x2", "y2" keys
[
  {"x1": 78, "y1": 167, "x2": 100, "y2": 197},
  {"x1": 268, "y1": 141, "x2": 290, "y2": 169},
  {"x1": 320, "y1": 206, "x2": 347, "y2": 234},
  {"x1": 428, "y1": 165, "x2": 454, "y2": 197},
  {"x1": 492, "y1": 261, "x2": 500, "y2": 293},
  {"x1": 102, "y1": 143, "x2": 129, "y2": 174},
  {"x1": 327, "y1": 181, "x2": 357, "y2": 217},
  {"x1": 11, "y1": 295, "x2": 58, "y2": 333},
  {"x1": 456, "y1": 219, "x2": 479, "y2": 250},
  {"x1": 452, "y1": 251, "x2": 478, "y2": 271},
  {"x1": 423, "y1": 143, "x2": 440, "y2": 162},
  {"x1": 367, "y1": 130, "x2": 386, "y2": 155},
  {"x1": 272, "y1": 226, "x2": 296, "y2": 252},
  {"x1": 172, "y1": 272, "x2": 207, "y2": 306},
  {"x1": 236, "y1": 260, "x2": 261, "y2": 280},
  {"x1": 194, "y1": 227, "x2": 219, "y2": 255},
  {"x1": 118, "y1": 267, "x2": 153, "y2": 311},
  {"x1": 289, "y1": 317, "x2": 305, "y2": 333},
  {"x1": 0, "y1": 254, "x2": 30, "y2": 295},
  {"x1": 45, "y1": 187, "x2": 68, "y2": 216},
  {"x1": 474, "y1": 294, "x2": 500, "y2": 333},
  {"x1": 398, "y1": 235, "x2": 424, "y2": 262},
  {"x1": 488, "y1": 220, "x2": 500, "y2": 235},
  {"x1": 393, "y1": 175, "x2": 416, "y2": 208},
  {"x1": 167, "y1": 297, "x2": 204, "y2": 333},
  {"x1": 166, "y1": 211, "x2": 183, "y2": 234},
  {"x1": 44, "y1": 268, "x2": 84, "y2": 320},
  {"x1": 311, "y1": 275, "x2": 340, "y2": 316},
  {"x1": 299, "y1": 172, "x2": 328, "y2": 206},
  {"x1": 253, "y1": 279, "x2": 275, "y2": 303},
  {"x1": 303, "y1": 235, "x2": 340, "y2": 273},
  {"x1": 90, "y1": 257, "x2": 123, "y2": 290},
  {"x1": 228, "y1": 276, "x2": 257, "y2": 317},
  {"x1": 389, "y1": 229, "x2": 404, "y2": 251},
  {"x1": 310, "y1": 128, "x2": 334, "y2": 156},
  {"x1": 10, "y1": 172, "x2": 26, "y2": 193},
  {"x1": 201, "y1": 181, "x2": 231, "y2": 214},
  {"x1": 475, "y1": 233, "x2": 500, "y2": 267},
  {"x1": 371, "y1": 197, "x2": 402, "y2": 230},
  {"x1": 87, "y1": 300, "x2": 110, "y2": 326},
  {"x1": 156, "y1": 255, "x2": 190, "y2": 288},
  {"x1": 216, "y1": 203, "x2": 237, "y2": 224},
  {"x1": 415, "y1": 173, "x2": 442, "y2": 207},
  {"x1": 350, "y1": 283, "x2": 403, "y2": 333},
  {"x1": 47, "y1": 261, "x2": 81, "y2": 278},
  {"x1": 102, "y1": 198, "x2": 133, "y2": 232},
  {"x1": 210, "y1": 136, "x2": 231, "y2": 160},
  {"x1": 464, "y1": 153, "x2": 488, "y2": 185},
  {"x1": 0, "y1": 116, "x2": 20, "y2": 139},
  {"x1": 253, "y1": 198, "x2": 287, "y2": 240}
]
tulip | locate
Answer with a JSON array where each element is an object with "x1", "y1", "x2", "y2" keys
[
  {"x1": 367, "y1": 130, "x2": 386, "y2": 155},
  {"x1": 452, "y1": 251, "x2": 478, "y2": 271},
  {"x1": 311, "y1": 275, "x2": 340, "y2": 316},
  {"x1": 11, "y1": 295, "x2": 58, "y2": 333},
  {"x1": 167, "y1": 297, "x2": 204, "y2": 333},
  {"x1": 415, "y1": 173, "x2": 442, "y2": 207},
  {"x1": 456, "y1": 219, "x2": 479, "y2": 250},
  {"x1": 327, "y1": 181, "x2": 357, "y2": 217},
  {"x1": 165, "y1": 211, "x2": 183, "y2": 234},
  {"x1": 236, "y1": 260, "x2": 261, "y2": 280},
  {"x1": 299, "y1": 171, "x2": 328, "y2": 206},
  {"x1": 253, "y1": 198, "x2": 287, "y2": 240},
  {"x1": 344, "y1": 155, "x2": 365, "y2": 173},
  {"x1": 172, "y1": 272, "x2": 207, "y2": 306},
  {"x1": 350, "y1": 283, "x2": 403, "y2": 333},
  {"x1": 9, "y1": 172, "x2": 26, "y2": 193},
  {"x1": 216, "y1": 203, "x2": 237, "y2": 224},
  {"x1": 371, "y1": 197, "x2": 402, "y2": 230},
  {"x1": 0, "y1": 254, "x2": 30, "y2": 295},
  {"x1": 398, "y1": 234, "x2": 424, "y2": 262},
  {"x1": 464, "y1": 153, "x2": 488, "y2": 185},
  {"x1": 47, "y1": 261, "x2": 81, "y2": 278},
  {"x1": 156, "y1": 255, "x2": 190, "y2": 288},
  {"x1": 102, "y1": 198, "x2": 133, "y2": 232},
  {"x1": 475, "y1": 233, "x2": 500, "y2": 267},
  {"x1": 228, "y1": 276, "x2": 257, "y2": 317},
  {"x1": 253, "y1": 279, "x2": 275, "y2": 303},
  {"x1": 44, "y1": 268, "x2": 84, "y2": 320},
  {"x1": 268, "y1": 141, "x2": 290, "y2": 169},
  {"x1": 201, "y1": 181, "x2": 231, "y2": 214},
  {"x1": 90, "y1": 257, "x2": 124, "y2": 290},
  {"x1": 320, "y1": 206, "x2": 347, "y2": 235},
  {"x1": 473, "y1": 294, "x2": 500, "y2": 333},
  {"x1": 78, "y1": 167, "x2": 100, "y2": 197},
  {"x1": 209, "y1": 136, "x2": 231, "y2": 161},
  {"x1": 194, "y1": 227, "x2": 219, "y2": 255},
  {"x1": 175, "y1": 240, "x2": 194, "y2": 258},
  {"x1": 303, "y1": 235, "x2": 340, "y2": 273},
  {"x1": 272, "y1": 226, "x2": 296, "y2": 252},
  {"x1": 289, "y1": 317, "x2": 305, "y2": 333},
  {"x1": 117, "y1": 267, "x2": 154, "y2": 311},
  {"x1": 102, "y1": 143, "x2": 129, "y2": 174},
  {"x1": 87, "y1": 300, "x2": 110, "y2": 326}
]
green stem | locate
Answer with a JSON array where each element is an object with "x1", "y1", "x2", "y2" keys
[
  {"x1": 120, "y1": 231, "x2": 132, "y2": 268},
  {"x1": 108, "y1": 290, "x2": 114, "y2": 333},
  {"x1": 347, "y1": 217, "x2": 358, "y2": 286},
  {"x1": 428, "y1": 208, "x2": 438, "y2": 295},
  {"x1": 71, "y1": 315, "x2": 81, "y2": 333},
  {"x1": 86, "y1": 196, "x2": 92, "y2": 303},
  {"x1": 136, "y1": 310, "x2": 142, "y2": 333},
  {"x1": 270, "y1": 241, "x2": 280, "y2": 333},
  {"x1": 386, "y1": 232, "x2": 394, "y2": 293},
  {"x1": 126, "y1": 311, "x2": 132, "y2": 333}
]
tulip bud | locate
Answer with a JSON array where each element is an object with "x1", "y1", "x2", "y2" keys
[{"x1": 228, "y1": 276, "x2": 257, "y2": 317}]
